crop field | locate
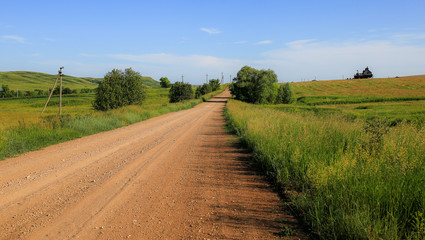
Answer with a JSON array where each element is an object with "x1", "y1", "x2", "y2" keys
[
  {"x1": 0, "y1": 87, "x2": 224, "y2": 160},
  {"x1": 225, "y1": 75, "x2": 425, "y2": 239}
]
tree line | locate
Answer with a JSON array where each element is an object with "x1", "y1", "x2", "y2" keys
[
  {"x1": 93, "y1": 68, "x2": 222, "y2": 111},
  {"x1": 0, "y1": 84, "x2": 92, "y2": 98}
]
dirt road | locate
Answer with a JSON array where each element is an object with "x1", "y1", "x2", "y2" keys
[{"x1": 0, "y1": 90, "x2": 302, "y2": 239}]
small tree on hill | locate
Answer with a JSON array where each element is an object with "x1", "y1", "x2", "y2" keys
[
  {"x1": 169, "y1": 82, "x2": 193, "y2": 103},
  {"x1": 209, "y1": 79, "x2": 220, "y2": 91},
  {"x1": 276, "y1": 83, "x2": 296, "y2": 104},
  {"x1": 93, "y1": 68, "x2": 146, "y2": 111},
  {"x1": 160, "y1": 77, "x2": 171, "y2": 88}
]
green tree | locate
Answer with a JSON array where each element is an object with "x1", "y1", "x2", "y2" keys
[
  {"x1": 160, "y1": 77, "x2": 171, "y2": 88},
  {"x1": 209, "y1": 79, "x2": 220, "y2": 91},
  {"x1": 93, "y1": 68, "x2": 146, "y2": 111},
  {"x1": 195, "y1": 83, "x2": 212, "y2": 98},
  {"x1": 169, "y1": 82, "x2": 193, "y2": 103},
  {"x1": 276, "y1": 83, "x2": 296, "y2": 104},
  {"x1": 230, "y1": 66, "x2": 278, "y2": 104}
]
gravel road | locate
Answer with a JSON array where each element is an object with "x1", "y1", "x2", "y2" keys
[{"x1": 0, "y1": 90, "x2": 303, "y2": 239}]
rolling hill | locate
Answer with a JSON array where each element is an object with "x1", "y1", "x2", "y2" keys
[
  {"x1": 291, "y1": 74, "x2": 425, "y2": 98},
  {"x1": 0, "y1": 71, "x2": 160, "y2": 91}
]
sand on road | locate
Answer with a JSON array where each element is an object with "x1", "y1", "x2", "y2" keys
[{"x1": 0, "y1": 90, "x2": 303, "y2": 239}]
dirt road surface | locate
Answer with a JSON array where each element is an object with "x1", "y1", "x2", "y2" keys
[{"x1": 0, "y1": 90, "x2": 303, "y2": 239}]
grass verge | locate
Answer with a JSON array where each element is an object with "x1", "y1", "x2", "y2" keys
[
  {"x1": 225, "y1": 99, "x2": 425, "y2": 239},
  {"x1": 0, "y1": 86, "x2": 225, "y2": 160}
]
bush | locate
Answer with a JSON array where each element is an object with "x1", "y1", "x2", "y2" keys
[
  {"x1": 230, "y1": 65, "x2": 278, "y2": 104},
  {"x1": 169, "y1": 82, "x2": 193, "y2": 103},
  {"x1": 93, "y1": 68, "x2": 146, "y2": 111},
  {"x1": 159, "y1": 77, "x2": 171, "y2": 88},
  {"x1": 276, "y1": 83, "x2": 296, "y2": 104},
  {"x1": 195, "y1": 83, "x2": 212, "y2": 98},
  {"x1": 209, "y1": 79, "x2": 220, "y2": 91}
]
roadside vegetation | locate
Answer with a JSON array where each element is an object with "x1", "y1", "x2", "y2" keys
[
  {"x1": 0, "y1": 69, "x2": 224, "y2": 160},
  {"x1": 226, "y1": 67, "x2": 425, "y2": 239}
]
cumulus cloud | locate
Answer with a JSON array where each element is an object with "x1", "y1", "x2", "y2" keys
[
  {"x1": 256, "y1": 40, "x2": 272, "y2": 45},
  {"x1": 200, "y1": 28, "x2": 221, "y2": 34},
  {"x1": 2, "y1": 35, "x2": 27, "y2": 44}
]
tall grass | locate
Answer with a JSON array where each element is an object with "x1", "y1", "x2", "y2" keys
[{"x1": 225, "y1": 99, "x2": 425, "y2": 239}]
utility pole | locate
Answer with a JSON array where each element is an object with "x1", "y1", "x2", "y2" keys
[
  {"x1": 230, "y1": 74, "x2": 232, "y2": 83},
  {"x1": 181, "y1": 74, "x2": 184, "y2": 83},
  {"x1": 17, "y1": 88, "x2": 18, "y2": 97},
  {"x1": 206, "y1": 74, "x2": 208, "y2": 84},
  {"x1": 42, "y1": 66, "x2": 64, "y2": 114},
  {"x1": 59, "y1": 67, "x2": 63, "y2": 115},
  {"x1": 221, "y1": 72, "x2": 224, "y2": 85}
]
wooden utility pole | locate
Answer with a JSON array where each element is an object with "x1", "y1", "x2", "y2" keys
[
  {"x1": 221, "y1": 72, "x2": 224, "y2": 85},
  {"x1": 42, "y1": 67, "x2": 64, "y2": 114},
  {"x1": 206, "y1": 74, "x2": 208, "y2": 84},
  {"x1": 181, "y1": 74, "x2": 184, "y2": 83},
  {"x1": 59, "y1": 67, "x2": 63, "y2": 115}
]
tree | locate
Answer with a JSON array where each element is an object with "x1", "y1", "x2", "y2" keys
[
  {"x1": 276, "y1": 83, "x2": 296, "y2": 104},
  {"x1": 195, "y1": 83, "x2": 212, "y2": 99},
  {"x1": 209, "y1": 79, "x2": 220, "y2": 91},
  {"x1": 159, "y1": 77, "x2": 171, "y2": 88},
  {"x1": 230, "y1": 66, "x2": 278, "y2": 104},
  {"x1": 93, "y1": 68, "x2": 146, "y2": 111},
  {"x1": 169, "y1": 82, "x2": 193, "y2": 103}
]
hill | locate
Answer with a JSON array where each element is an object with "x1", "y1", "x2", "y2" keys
[
  {"x1": 139, "y1": 76, "x2": 160, "y2": 88},
  {"x1": 0, "y1": 71, "x2": 98, "y2": 91},
  {"x1": 0, "y1": 71, "x2": 160, "y2": 91},
  {"x1": 291, "y1": 75, "x2": 425, "y2": 98}
]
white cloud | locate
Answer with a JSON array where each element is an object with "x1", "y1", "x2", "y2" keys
[
  {"x1": 200, "y1": 27, "x2": 221, "y2": 34},
  {"x1": 43, "y1": 37, "x2": 56, "y2": 42},
  {"x1": 286, "y1": 39, "x2": 316, "y2": 48},
  {"x1": 256, "y1": 40, "x2": 272, "y2": 45},
  {"x1": 2, "y1": 35, "x2": 27, "y2": 44},
  {"x1": 260, "y1": 40, "x2": 425, "y2": 81}
]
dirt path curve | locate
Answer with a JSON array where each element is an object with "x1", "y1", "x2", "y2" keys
[{"x1": 0, "y1": 89, "x2": 304, "y2": 239}]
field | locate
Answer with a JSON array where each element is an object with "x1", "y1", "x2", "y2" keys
[
  {"x1": 0, "y1": 71, "x2": 160, "y2": 91},
  {"x1": 225, "y1": 75, "x2": 425, "y2": 239},
  {"x1": 0, "y1": 87, "x2": 225, "y2": 160}
]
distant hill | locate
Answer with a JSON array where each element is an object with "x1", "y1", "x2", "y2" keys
[
  {"x1": 0, "y1": 71, "x2": 160, "y2": 91},
  {"x1": 0, "y1": 71, "x2": 98, "y2": 91},
  {"x1": 139, "y1": 76, "x2": 160, "y2": 88},
  {"x1": 291, "y1": 75, "x2": 425, "y2": 98}
]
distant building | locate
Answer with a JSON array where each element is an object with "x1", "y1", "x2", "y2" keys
[{"x1": 354, "y1": 67, "x2": 373, "y2": 79}]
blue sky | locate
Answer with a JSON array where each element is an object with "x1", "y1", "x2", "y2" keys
[{"x1": 1, "y1": 0, "x2": 425, "y2": 84}]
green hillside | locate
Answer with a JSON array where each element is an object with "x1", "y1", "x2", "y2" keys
[
  {"x1": 0, "y1": 71, "x2": 160, "y2": 91},
  {"x1": 0, "y1": 71, "x2": 98, "y2": 91},
  {"x1": 139, "y1": 76, "x2": 160, "y2": 88}
]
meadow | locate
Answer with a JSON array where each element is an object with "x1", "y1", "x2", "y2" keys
[
  {"x1": 0, "y1": 87, "x2": 225, "y2": 160},
  {"x1": 226, "y1": 75, "x2": 425, "y2": 239}
]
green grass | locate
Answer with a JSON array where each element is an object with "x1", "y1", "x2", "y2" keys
[
  {"x1": 0, "y1": 86, "x2": 226, "y2": 160},
  {"x1": 225, "y1": 100, "x2": 425, "y2": 239}
]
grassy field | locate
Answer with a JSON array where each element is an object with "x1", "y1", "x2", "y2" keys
[
  {"x1": 0, "y1": 86, "x2": 225, "y2": 160},
  {"x1": 225, "y1": 75, "x2": 425, "y2": 239},
  {"x1": 0, "y1": 71, "x2": 160, "y2": 91}
]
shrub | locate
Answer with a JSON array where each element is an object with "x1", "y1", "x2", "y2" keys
[
  {"x1": 195, "y1": 83, "x2": 212, "y2": 98},
  {"x1": 230, "y1": 65, "x2": 278, "y2": 104},
  {"x1": 93, "y1": 68, "x2": 146, "y2": 111},
  {"x1": 209, "y1": 79, "x2": 220, "y2": 91},
  {"x1": 276, "y1": 83, "x2": 296, "y2": 104},
  {"x1": 169, "y1": 82, "x2": 193, "y2": 103},
  {"x1": 159, "y1": 77, "x2": 171, "y2": 88}
]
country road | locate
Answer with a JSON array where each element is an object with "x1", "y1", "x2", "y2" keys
[{"x1": 0, "y1": 90, "x2": 302, "y2": 239}]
